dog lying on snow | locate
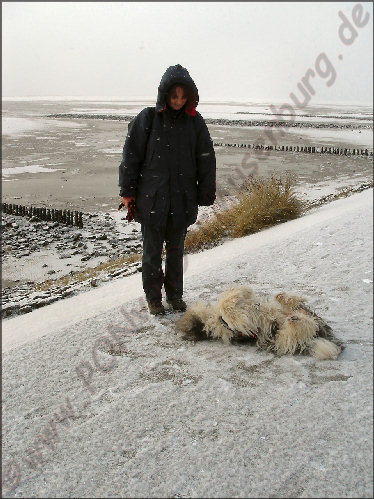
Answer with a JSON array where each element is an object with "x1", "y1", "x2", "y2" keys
[{"x1": 176, "y1": 286, "x2": 344, "y2": 360}]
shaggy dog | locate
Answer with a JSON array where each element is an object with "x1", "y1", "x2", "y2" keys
[{"x1": 176, "y1": 286, "x2": 344, "y2": 360}]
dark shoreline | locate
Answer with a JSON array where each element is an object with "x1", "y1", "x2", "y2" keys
[
  {"x1": 46, "y1": 113, "x2": 373, "y2": 129},
  {"x1": 1, "y1": 209, "x2": 143, "y2": 319}
]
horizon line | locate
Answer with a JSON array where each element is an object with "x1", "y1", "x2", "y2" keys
[{"x1": 2, "y1": 95, "x2": 373, "y2": 107}]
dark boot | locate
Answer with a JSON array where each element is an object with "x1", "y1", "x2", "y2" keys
[
  {"x1": 147, "y1": 301, "x2": 166, "y2": 316},
  {"x1": 166, "y1": 297, "x2": 187, "y2": 312}
]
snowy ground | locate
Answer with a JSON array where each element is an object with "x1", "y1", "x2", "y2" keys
[{"x1": 2, "y1": 189, "x2": 373, "y2": 498}]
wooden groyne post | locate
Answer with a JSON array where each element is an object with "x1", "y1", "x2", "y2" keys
[{"x1": 1, "y1": 203, "x2": 84, "y2": 228}]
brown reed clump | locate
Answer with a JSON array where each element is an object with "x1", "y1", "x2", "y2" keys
[
  {"x1": 228, "y1": 173, "x2": 304, "y2": 237},
  {"x1": 185, "y1": 174, "x2": 304, "y2": 253}
]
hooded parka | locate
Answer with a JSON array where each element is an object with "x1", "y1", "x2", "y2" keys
[{"x1": 118, "y1": 64, "x2": 216, "y2": 228}]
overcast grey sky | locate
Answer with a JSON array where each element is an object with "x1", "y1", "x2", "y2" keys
[{"x1": 2, "y1": 2, "x2": 373, "y2": 104}]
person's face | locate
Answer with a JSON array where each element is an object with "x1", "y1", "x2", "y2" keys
[{"x1": 167, "y1": 86, "x2": 188, "y2": 110}]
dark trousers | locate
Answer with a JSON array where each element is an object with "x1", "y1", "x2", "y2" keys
[{"x1": 141, "y1": 218, "x2": 187, "y2": 303}]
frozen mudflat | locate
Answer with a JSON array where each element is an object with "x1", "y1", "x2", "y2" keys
[
  {"x1": 2, "y1": 99, "x2": 372, "y2": 216},
  {"x1": 2, "y1": 98, "x2": 372, "y2": 302},
  {"x1": 2, "y1": 190, "x2": 373, "y2": 498}
]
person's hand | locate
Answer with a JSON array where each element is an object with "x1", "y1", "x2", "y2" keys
[{"x1": 121, "y1": 196, "x2": 136, "y2": 208}]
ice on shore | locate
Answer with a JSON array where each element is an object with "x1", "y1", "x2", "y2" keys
[
  {"x1": 101, "y1": 147, "x2": 123, "y2": 154},
  {"x1": 2, "y1": 165, "x2": 65, "y2": 176},
  {"x1": 2, "y1": 117, "x2": 85, "y2": 137},
  {"x1": 286, "y1": 127, "x2": 373, "y2": 147}
]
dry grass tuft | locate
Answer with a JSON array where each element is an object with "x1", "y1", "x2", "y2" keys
[
  {"x1": 227, "y1": 174, "x2": 304, "y2": 237},
  {"x1": 183, "y1": 215, "x2": 226, "y2": 253},
  {"x1": 185, "y1": 174, "x2": 304, "y2": 253},
  {"x1": 34, "y1": 253, "x2": 141, "y2": 291}
]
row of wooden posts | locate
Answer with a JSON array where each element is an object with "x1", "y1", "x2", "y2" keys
[
  {"x1": 213, "y1": 142, "x2": 372, "y2": 156},
  {"x1": 2, "y1": 203, "x2": 83, "y2": 227}
]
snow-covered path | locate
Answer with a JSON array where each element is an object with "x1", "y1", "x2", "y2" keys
[{"x1": 2, "y1": 190, "x2": 373, "y2": 498}]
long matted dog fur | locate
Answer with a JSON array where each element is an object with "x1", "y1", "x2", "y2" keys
[{"x1": 176, "y1": 286, "x2": 344, "y2": 360}]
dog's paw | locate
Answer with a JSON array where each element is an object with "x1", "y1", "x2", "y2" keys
[{"x1": 275, "y1": 292, "x2": 306, "y2": 310}]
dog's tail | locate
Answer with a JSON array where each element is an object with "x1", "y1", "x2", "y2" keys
[
  {"x1": 299, "y1": 304, "x2": 345, "y2": 349},
  {"x1": 308, "y1": 338, "x2": 342, "y2": 360},
  {"x1": 276, "y1": 293, "x2": 344, "y2": 353}
]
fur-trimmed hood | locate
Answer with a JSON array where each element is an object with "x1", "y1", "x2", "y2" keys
[{"x1": 155, "y1": 64, "x2": 199, "y2": 116}]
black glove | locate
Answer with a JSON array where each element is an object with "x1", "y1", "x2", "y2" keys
[
  {"x1": 125, "y1": 200, "x2": 136, "y2": 222},
  {"x1": 118, "y1": 200, "x2": 136, "y2": 222}
]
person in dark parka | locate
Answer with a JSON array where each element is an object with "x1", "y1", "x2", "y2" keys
[{"x1": 119, "y1": 64, "x2": 216, "y2": 315}]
